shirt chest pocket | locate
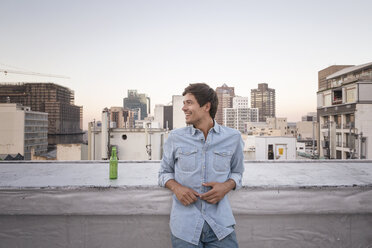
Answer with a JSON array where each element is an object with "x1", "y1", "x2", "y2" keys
[
  {"x1": 213, "y1": 150, "x2": 233, "y2": 172},
  {"x1": 176, "y1": 148, "x2": 198, "y2": 172}
]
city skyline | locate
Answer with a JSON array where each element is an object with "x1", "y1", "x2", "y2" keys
[{"x1": 1, "y1": 0, "x2": 372, "y2": 129}]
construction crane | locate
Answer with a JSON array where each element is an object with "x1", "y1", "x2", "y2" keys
[{"x1": 0, "y1": 68, "x2": 70, "y2": 79}]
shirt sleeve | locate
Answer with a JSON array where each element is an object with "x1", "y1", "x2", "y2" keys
[
  {"x1": 158, "y1": 132, "x2": 176, "y2": 187},
  {"x1": 229, "y1": 134, "x2": 245, "y2": 190}
]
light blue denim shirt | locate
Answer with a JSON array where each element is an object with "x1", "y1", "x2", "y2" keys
[{"x1": 158, "y1": 122, "x2": 245, "y2": 245}]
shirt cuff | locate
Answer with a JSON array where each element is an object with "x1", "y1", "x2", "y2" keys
[
  {"x1": 229, "y1": 173, "x2": 242, "y2": 190},
  {"x1": 159, "y1": 173, "x2": 175, "y2": 187}
]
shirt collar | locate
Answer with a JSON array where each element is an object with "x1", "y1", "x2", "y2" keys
[{"x1": 190, "y1": 120, "x2": 220, "y2": 135}]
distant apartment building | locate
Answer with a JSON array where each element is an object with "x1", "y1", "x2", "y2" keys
[
  {"x1": 123, "y1": 90, "x2": 150, "y2": 120},
  {"x1": 287, "y1": 122, "x2": 297, "y2": 137},
  {"x1": 233, "y1": 96, "x2": 249, "y2": 109},
  {"x1": 267, "y1": 117, "x2": 287, "y2": 135},
  {"x1": 301, "y1": 112, "x2": 317, "y2": 122},
  {"x1": 223, "y1": 108, "x2": 259, "y2": 133},
  {"x1": 245, "y1": 117, "x2": 287, "y2": 136},
  {"x1": 215, "y1": 84, "x2": 235, "y2": 125},
  {"x1": 224, "y1": 96, "x2": 258, "y2": 132},
  {"x1": 154, "y1": 104, "x2": 173, "y2": 130},
  {"x1": 245, "y1": 122, "x2": 275, "y2": 136},
  {"x1": 110, "y1": 107, "x2": 125, "y2": 128},
  {"x1": 296, "y1": 121, "x2": 318, "y2": 153},
  {"x1": 0, "y1": 83, "x2": 83, "y2": 145},
  {"x1": 0, "y1": 103, "x2": 48, "y2": 160},
  {"x1": 251, "y1": 83, "x2": 276, "y2": 122},
  {"x1": 296, "y1": 121, "x2": 315, "y2": 139},
  {"x1": 317, "y1": 62, "x2": 372, "y2": 159},
  {"x1": 109, "y1": 107, "x2": 138, "y2": 129}
]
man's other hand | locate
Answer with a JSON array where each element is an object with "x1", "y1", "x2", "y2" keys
[{"x1": 200, "y1": 180, "x2": 236, "y2": 204}]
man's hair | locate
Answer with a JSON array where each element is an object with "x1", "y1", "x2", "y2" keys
[{"x1": 182, "y1": 83, "x2": 219, "y2": 119}]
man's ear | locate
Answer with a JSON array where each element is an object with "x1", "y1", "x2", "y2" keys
[{"x1": 204, "y1": 102, "x2": 211, "y2": 112}]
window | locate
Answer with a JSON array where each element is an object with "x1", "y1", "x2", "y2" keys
[
  {"x1": 332, "y1": 89, "x2": 342, "y2": 105},
  {"x1": 346, "y1": 87, "x2": 356, "y2": 103},
  {"x1": 324, "y1": 93, "x2": 331, "y2": 106}
]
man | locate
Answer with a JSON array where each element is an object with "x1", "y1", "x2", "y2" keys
[{"x1": 158, "y1": 83, "x2": 245, "y2": 247}]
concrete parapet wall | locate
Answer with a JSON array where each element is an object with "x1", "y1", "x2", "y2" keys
[{"x1": 0, "y1": 161, "x2": 371, "y2": 247}]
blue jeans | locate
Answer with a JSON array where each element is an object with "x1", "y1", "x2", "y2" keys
[{"x1": 171, "y1": 222, "x2": 239, "y2": 248}]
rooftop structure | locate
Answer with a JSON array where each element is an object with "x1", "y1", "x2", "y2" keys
[
  {"x1": 244, "y1": 136, "x2": 297, "y2": 160},
  {"x1": 0, "y1": 160, "x2": 371, "y2": 247}
]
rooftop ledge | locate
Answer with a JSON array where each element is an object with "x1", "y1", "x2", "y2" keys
[
  {"x1": 1, "y1": 160, "x2": 372, "y2": 215},
  {"x1": 1, "y1": 160, "x2": 372, "y2": 247}
]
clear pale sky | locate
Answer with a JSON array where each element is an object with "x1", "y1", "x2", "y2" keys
[{"x1": 1, "y1": 0, "x2": 371, "y2": 130}]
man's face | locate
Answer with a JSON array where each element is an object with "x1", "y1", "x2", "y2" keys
[{"x1": 182, "y1": 93, "x2": 210, "y2": 126}]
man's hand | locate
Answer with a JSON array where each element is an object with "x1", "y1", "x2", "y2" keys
[
  {"x1": 165, "y1": 179, "x2": 199, "y2": 206},
  {"x1": 200, "y1": 179, "x2": 236, "y2": 204}
]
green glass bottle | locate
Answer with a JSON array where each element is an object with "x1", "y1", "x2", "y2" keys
[{"x1": 109, "y1": 147, "x2": 118, "y2": 179}]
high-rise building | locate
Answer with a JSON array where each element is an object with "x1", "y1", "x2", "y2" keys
[
  {"x1": 317, "y1": 62, "x2": 372, "y2": 159},
  {"x1": 123, "y1": 90, "x2": 150, "y2": 120},
  {"x1": 0, "y1": 83, "x2": 83, "y2": 145},
  {"x1": 0, "y1": 103, "x2": 48, "y2": 160},
  {"x1": 215, "y1": 84, "x2": 235, "y2": 125},
  {"x1": 251, "y1": 83, "x2": 276, "y2": 122}
]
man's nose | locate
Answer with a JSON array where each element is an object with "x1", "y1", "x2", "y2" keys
[{"x1": 182, "y1": 104, "x2": 187, "y2": 111}]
